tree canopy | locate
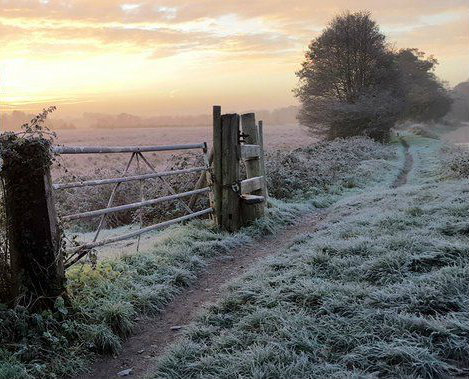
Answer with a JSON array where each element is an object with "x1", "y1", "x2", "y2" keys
[
  {"x1": 295, "y1": 12, "x2": 451, "y2": 141},
  {"x1": 396, "y1": 49, "x2": 452, "y2": 123}
]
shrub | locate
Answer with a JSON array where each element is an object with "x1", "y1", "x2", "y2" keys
[
  {"x1": 442, "y1": 145, "x2": 469, "y2": 178},
  {"x1": 265, "y1": 137, "x2": 395, "y2": 200}
]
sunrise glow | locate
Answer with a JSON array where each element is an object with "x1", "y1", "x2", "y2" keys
[{"x1": 0, "y1": 0, "x2": 468, "y2": 116}]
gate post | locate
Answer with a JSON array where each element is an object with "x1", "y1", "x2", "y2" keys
[
  {"x1": 220, "y1": 114, "x2": 241, "y2": 232},
  {"x1": 212, "y1": 106, "x2": 223, "y2": 227},
  {"x1": 240, "y1": 114, "x2": 266, "y2": 224},
  {"x1": 0, "y1": 135, "x2": 65, "y2": 309}
]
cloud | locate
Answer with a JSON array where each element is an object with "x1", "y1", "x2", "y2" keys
[{"x1": 0, "y1": 0, "x2": 467, "y2": 115}]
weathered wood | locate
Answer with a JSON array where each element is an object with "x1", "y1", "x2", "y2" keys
[
  {"x1": 241, "y1": 113, "x2": 263, "y2": 197},
  {"x1": 62, "y1": 187, "x2": 210, "y2": 221},
  {"x1": 240, "y1": 113, "x2": 265, "y2": 225},
  {"x1": 53, "y1": 166, "x2": 206, "y2": 190},
  {"x1": 0, "y1": 137, "x2": 65, "y2": 309},
  {"x1": 188, "y1": 148, "x2": 213, "y2": 209},
  {"x1": 65, "y1": 208, "x2": 214, "y2": 267},
  {"x1": 240, "y1": 196, "x2": 265, "y2": 226},
  {"x1": 240, "y1": 144, "x2": 261, "y2": 160},
  {"x1": 221, "y1": 114, "x2": 241, "y2": 232},
  {"x1": 258, "y1": 120, "x2": 269, "y2": 201},
  {"x1": 202, "y1": 143, "x2": 215, "y2": 220},
  {"x1": 240, "y1": 176, "x2": 264, "y2": 194},
  {"x1": 240, "y1": 194, "x2": 265, "y2": 204},
  {"x1": 212, "y1": 106, "x2": 223, "y2": 226},
  {"x1": 53, "y1": 143, "x2": 205, "y2": 154}
]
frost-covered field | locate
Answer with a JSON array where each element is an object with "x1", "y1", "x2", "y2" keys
[
  {"x1": 153, "y1": 137, "x2": 469, "y2": 379},
  {"x1": 0, "y1": 137, "x2": 399, "y2": 378}
]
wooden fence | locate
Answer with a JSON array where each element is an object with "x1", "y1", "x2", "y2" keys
[{"x1": 0, "y1": 105, "x2": 267, "y2": 307}]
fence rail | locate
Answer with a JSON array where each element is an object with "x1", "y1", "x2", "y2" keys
[
  {"x1": 62, "y1": 187, "x2": 211, "y2": 221},
  {"x1": 53, "y1": 166, "x2": 206, "y2": 190},
  {"x1": 51, "y1": 141, "x2": 213, "y2": 266},
  {"x1": 52, "y1": 143, "x2": 205, "y2": 154}
]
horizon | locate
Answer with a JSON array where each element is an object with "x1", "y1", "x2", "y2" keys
[{"x1": 1, "y1": 0, "x2": 468, "y2": 119}]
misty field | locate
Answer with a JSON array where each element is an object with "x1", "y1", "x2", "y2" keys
[{"x1": 53, "y1": 124, "x2": 314, "y2": 174}]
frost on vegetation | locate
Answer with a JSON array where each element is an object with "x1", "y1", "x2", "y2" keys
[
  {"x1": 441, "y1": 143, "x2": 469, "y2": 179},
  {"x1": 265, "y1": 137, "x2": 397, "y2": 200},
  {"x1": 154, "y1": 143, "x2": 469, "y2": 379},
  {"x1": 0, "y1": 198, "x2": 307, "y2": 378}
]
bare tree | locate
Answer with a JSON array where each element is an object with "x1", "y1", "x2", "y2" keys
[{"x1": 295, "y1": 11, "x2": 403, "y2": 141}]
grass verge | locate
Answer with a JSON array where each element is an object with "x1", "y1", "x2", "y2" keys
[
  {"x1": 0, "y1": 138, "x2": 399, "y2": 378},
  {"x1": 153, "y1": 136, "x2": 469, "y2": 379}
]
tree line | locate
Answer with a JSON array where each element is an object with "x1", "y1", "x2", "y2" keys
[{"x1": 295, "y1": 11, "x2": 454, "y2": 141}]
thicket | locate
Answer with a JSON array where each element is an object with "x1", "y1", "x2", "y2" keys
[{"x1": 442, "y1": 144, "x2": 469, "y2": 178}]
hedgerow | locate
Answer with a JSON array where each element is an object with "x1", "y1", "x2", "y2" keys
[
  {"x1": 442, "y1": 144, "x2": 469, "y2": 178},
  {"x1": 265, "y1": 137, "x2": 396, "y2": 200}
]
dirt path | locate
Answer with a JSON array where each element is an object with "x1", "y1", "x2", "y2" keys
[
  {"x1": 391, "y1": 138, "x2": 413, "y2": 188},
  {"x1": 75, "y1": 210, "x2": 327, "y2": 379}
]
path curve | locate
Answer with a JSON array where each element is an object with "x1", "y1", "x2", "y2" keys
[
  {"x1": 75, "y1": 210, "x2": 327, "y2": 379},
  {"x1": 391, "y1": 137, "x2": 413, "y2": 188}
]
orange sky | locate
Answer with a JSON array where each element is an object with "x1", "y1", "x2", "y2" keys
[{"x1": 0, "y1": 0, "x2": 468, "y2": 117}]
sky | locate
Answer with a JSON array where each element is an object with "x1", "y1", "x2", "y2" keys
[{"x1": 0, "y1": 0, "x2": 468, "y2": 117}]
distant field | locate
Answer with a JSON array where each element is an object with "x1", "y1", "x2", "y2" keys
[
  {"x1": 55, "y1": 124, "x2": 313, "y2": 150},
  {"x1": 53, "y1": 124, "x2": 315, "y2": 178}
]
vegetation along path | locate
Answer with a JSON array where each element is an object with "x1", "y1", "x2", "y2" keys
[
  {"x1": 391, "y1": 137, "x2": 413, "y2": 188},
  {"x1": 76, "y1": 211, "x2": 328, "y2": 379},
  {"x1": 149, "y1": 136, "x2": 469, "y2": 379}
]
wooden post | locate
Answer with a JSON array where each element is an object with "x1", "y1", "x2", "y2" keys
[
  {"x1": 258, "y1": 120, "x2": 269, "y2": 201},
  {"x1": 221, "y1": 114, "x2": 241, "y2": 232},
  {"x1": 241, "y1": 113, "x2": 263, "y2": 197},
  {"x1": 212, "y1": 106, "x2": 223, "y2": 226},
  {"x1": 240, "y1": 113, "x2": 265, "y2": 225},
  {"x1": 0, "y1": 136, "x2": 65, "y2": 309}
]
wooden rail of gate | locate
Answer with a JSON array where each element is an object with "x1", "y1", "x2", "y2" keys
[{"x1": 51, "y1": 142, "x2": 214, "y2": 268}]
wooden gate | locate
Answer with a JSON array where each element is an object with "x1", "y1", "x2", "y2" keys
[
  {"x1": 52, "y1": 143, "x2": 214, "y2": 268},
  {"x1": 212, "y1": 106, "x2": 268, "y2": 232}
]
